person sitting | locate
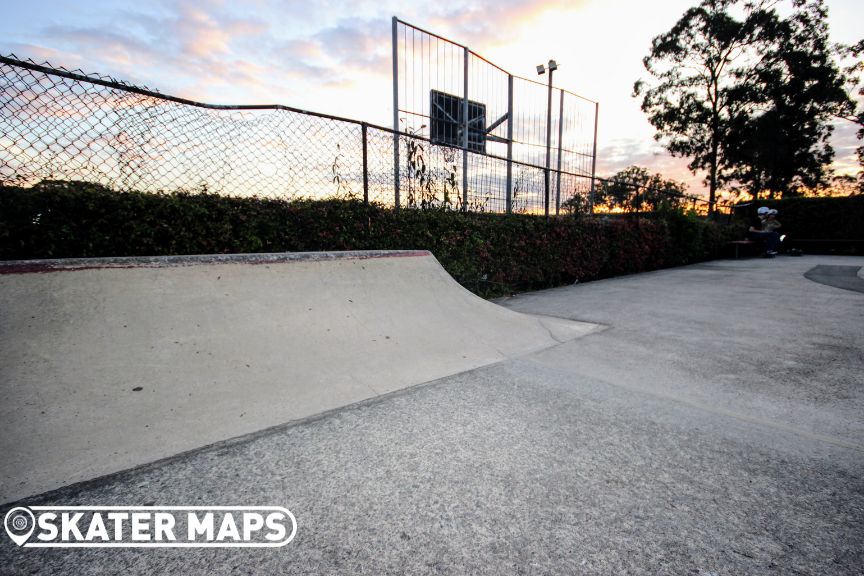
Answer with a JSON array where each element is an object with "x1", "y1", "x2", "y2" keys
[
  {"x1": 763, "y1": 209, "x2": 782, "y2": 234},
  {"x1": 746, "y1": 206, "x2": 780, "y2": 257}
]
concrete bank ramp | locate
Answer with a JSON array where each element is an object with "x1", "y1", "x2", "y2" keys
[{"x1": 0, "y1": 251, "x2": 600, "y2": 502}]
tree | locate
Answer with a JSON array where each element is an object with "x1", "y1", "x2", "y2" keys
[
  {"x1": 726, "y1": 0, "x2": 853, "y2": 197},
  {"x1": 635, "y1": 0, "x2": 854, "y2": 208},
  {"x1": 595, "y1": 166, "x2": 689, "y2": 213},
  {"x1": 634, "y1": 0, "x2": 766, "y2": 213},
  {"x1": 840, "y1": 39, "x2": 864, "y2": 192}
]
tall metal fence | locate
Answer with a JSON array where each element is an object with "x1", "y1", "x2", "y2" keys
[
  {"x1": 393, "y1": 18, "x2": 598, "y2": 215},
  {"x1": 0, "y1": 53, "x2": 726, "y2": 216}
]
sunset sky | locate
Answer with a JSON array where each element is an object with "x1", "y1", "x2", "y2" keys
[{"x1": 2, "y1": 0, "x2": 861, "y2": 196}]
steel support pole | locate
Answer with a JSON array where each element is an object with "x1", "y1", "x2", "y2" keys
[
  {"x1": 544, "y1": 68, "x2": 553, "y2": 218},
  {"x1": 555, "y1": 89, "x2": 564, "y2": 215},
  {"x1": 361, "y1": 123, "x2": 369, "y2": 205},
  {"x1": 391, "y1": 17, "x2": 400, "y2": 210},
  {"x1": 462, "y1": 47, "x2": 469, "y2": 212},
  {"x1": 506, "y1": 74, "x2": 513, "y2": 214},
  {"x1": 589, "y1": 101, "x2": 599, "y2": 215}
]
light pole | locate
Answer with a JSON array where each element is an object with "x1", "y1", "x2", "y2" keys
[{"x1": 537, "y1": 59, "x2": 557, "y2": 217}]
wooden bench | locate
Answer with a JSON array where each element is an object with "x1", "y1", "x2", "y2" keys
[{"x1": 726, "y1": 240, "x2": 759, "y2": 259}]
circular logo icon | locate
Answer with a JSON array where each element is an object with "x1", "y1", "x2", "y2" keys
[{"x1": 4, "y1": 507, "x2": 35, "y2": 546}]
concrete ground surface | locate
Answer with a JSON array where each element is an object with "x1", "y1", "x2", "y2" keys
[{"x1": 1, "y1": 254, "x2": 863, "y2": 575}]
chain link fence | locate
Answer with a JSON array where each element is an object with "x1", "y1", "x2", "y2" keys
[
  {"x1": 1, "y1": 55, "x2": 394, "y2": 204},
  {"x1": 1, "y1": 54, "x2": 727, "y2": 216}
]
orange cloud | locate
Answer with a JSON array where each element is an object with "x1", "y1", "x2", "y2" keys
[
  {"x1": 175, "y1": 7, "x2": 266, "y2": 58},
  {"x1": 426, "y1": 0, "x2": 591, "y2": 48}
]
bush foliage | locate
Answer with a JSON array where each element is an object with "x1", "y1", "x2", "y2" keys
[
  {"x1": 1, "y1": 181, "x2": 735, "y2": 297},
  {"x1": 740, "y1": 195, "x2": 864, "y2": 241}
]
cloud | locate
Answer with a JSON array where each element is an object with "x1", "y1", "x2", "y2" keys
[
  {"x1": 4, "y1": 0, "x2": 590, "y2": 105},
  {"x1": 313, "y1": 19, "x2": 391, "y2": 75},
  {"x1": 597, "y1": 138, "x2": 707, "y2": 192},
  {"x1": 3, "y1": 43, "x2": 86, "y2": 67},
  {"x1": 425, "y1": 0, "x2": 589, "y2": 49},
  {"x1": 23, "y1": 4, "x2": 275, "y2": 101},
  {"x1": 40, "y1": 26, "x2": 162, "y2": 71},
  {"x1": 172, "y1": 5, "x2": 266, "y2": 58}
]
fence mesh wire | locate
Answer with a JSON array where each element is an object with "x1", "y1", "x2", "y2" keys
[
  {"x1": 1, "y1": 53, "x2": 726, "y2": 216},
  {"x1": 393, "y1": 18, "x2": 599, "y2": 214},
  {"x1": 1, "y1": 55, "x2": 387, "y2": 202}
]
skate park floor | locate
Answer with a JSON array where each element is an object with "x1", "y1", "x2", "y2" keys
[{"x1": 1, "y1": 254, "x2": 862, "y2": 575}]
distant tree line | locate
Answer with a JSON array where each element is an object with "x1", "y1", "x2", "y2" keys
[
  {"x1": 591, "y1": 166, "x2": 690, "y2": 214},
  {"x1": 633, "y1": 0, "x2": 863, "y2": 212}
]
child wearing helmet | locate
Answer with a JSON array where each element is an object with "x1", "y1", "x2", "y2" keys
[{"x1": 746, "y1": 206, "x2": 780, "y2": 256}]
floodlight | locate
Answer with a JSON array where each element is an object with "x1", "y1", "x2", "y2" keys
[{"x1": 537, "y1": 57, "x2": 558, "y2": 217}]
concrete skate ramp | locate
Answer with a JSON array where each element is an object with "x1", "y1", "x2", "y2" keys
[{"x1": 0, "y1": 251, "x2": 600, "y2": 502}]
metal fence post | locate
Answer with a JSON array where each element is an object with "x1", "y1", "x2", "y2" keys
[
  {"x1": 555, "y1": 90, "x2": 564, "y2": 215},
  {"x1": 362, "y1": 123, "x2": 369, "y2": 205},
  {"x1": 506, "y1": 74, "x2": 513, "y2": 214},
  {"x1": 543, "y1": 67, "x2": 553, "y2": 218},
  {"x1": 392, "y1": 16, "x2": 401, "y2": 209},
  {"x1": 589, "y1": 101, "x2": 599, "y2": 214},
  {"x1": 462, "y1": 47, "x2": 469, "y2": 212}
]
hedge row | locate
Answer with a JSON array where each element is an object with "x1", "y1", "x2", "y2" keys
[
  {"x1": 737, "y1": 195, "x2": 864, "y2": 241},
  {"x1": 0, "y1": 182, "x2": 735, "y2": 297}
]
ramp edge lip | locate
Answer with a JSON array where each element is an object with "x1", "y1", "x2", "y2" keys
[{"x1": 0, "y1": 250, "x2": 432, "y2": 275}]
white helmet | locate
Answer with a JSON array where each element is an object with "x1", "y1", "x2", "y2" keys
[{"x1": 757, "y1": 206, "x2": 770, "y2": 216}]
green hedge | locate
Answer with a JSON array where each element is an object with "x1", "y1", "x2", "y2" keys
[{"x1": 0, "y1": 181, "x2": 735, "y2": 297}]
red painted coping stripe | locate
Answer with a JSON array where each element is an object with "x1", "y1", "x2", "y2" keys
[{"x1": 0, "y1": 251, "x2": 432, "y2": 275}]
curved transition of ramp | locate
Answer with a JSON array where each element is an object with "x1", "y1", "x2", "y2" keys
[{"x1": 0, "y1": 251, "x2": 600, "y2": 502}]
